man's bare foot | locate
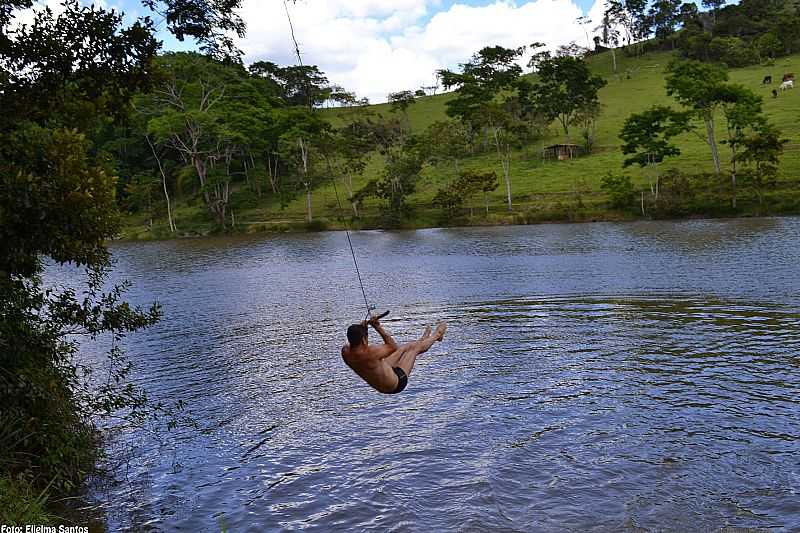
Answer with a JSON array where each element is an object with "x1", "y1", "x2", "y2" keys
[
  {"x1": 434, "y1": 322, "x2": 447, "y2": 341},
  {"x1": 421, "y1": 325, "x2": 432, "y2": 339}
]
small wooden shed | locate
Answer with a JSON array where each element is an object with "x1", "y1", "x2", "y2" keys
[{"x1": 542, "y1": 144, "x2": 584, "y2": 161}]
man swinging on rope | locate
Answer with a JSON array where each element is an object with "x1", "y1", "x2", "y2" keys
[{"x1": 342, "y1": 315, "x2": 447, "y2": 394}]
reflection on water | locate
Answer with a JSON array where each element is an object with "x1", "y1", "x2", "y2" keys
[{"x1": 54, "y1": 218, "x2": 800, "y2": 531}]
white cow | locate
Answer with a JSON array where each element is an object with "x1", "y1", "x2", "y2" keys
[{"x1": 780, "y1": 80, "x2": 794, "y2": 90}]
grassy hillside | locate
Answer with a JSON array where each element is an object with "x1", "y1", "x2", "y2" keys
[{"x1": 121, "y1": 49, "x2": 800, "y2": 239}]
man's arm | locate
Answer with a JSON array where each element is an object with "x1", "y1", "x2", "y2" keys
[{"x1": 369, "y1": 318, "x2": 398, "y2": 351}]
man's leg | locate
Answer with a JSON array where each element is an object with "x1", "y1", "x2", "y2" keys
[
  {"x1": 383, "y1": 324, "x2": 434, "y2": 367},
  {"x1": 394, "y1": 323, "x2": 446, "y2": 377},
  {"x1": 384, "y1": 342, "x2": 415, "y2": 368}
]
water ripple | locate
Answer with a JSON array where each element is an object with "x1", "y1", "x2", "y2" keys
[{"x1": 45, "y1": 218, "x2": 800, "y2": 531}]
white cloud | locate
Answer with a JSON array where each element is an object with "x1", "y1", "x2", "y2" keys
[
  {"x1": 237, "y1": 0, "x2": 608, "y2": 104},
  {"x1": 8, "y1": 0, "x2": 66, "y2": 29},
  {"x1": 9, "y1": 0, "x2": 138, "y2": 31}
]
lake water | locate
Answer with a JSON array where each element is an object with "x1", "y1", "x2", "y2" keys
[{"x1": 65, "y1": 218, "x2": 800, "y2": 531}]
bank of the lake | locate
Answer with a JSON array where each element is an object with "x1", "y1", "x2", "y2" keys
[
  {"x1": 118, "y1": 192, "x2": 800, "y2": 241},
  {"x1": 0, "y1": 476, "x2": 54, "y2": 525}
]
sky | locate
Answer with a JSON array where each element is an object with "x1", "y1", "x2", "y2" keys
[
  {"x1": 18, "y1": 0, "x2": 720, "y2": 104},
  {"x1": 237, "y1": 0, "x2": 610, "y2": 103}
]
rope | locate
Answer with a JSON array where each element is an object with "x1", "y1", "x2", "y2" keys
[
  {"x1": 283, "y1": 0, "x2": 372, "y2": 319},
  {"x1": 330, "y1": 177, "x2": 372, "y2": 319},
  {"x1": 283, "y1": 0, "x2": 303, "y2": 67}
]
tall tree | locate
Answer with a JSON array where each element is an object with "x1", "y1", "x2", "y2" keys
[
  {"x1": 717, "y1": 85, "x2": 767, "y2": 209},
  {"x1": 629, "y1": 0, "x2": 652, "y2": 45},
  {"x1": 145, "y1": 53, "x2": 270, "y2": 227},
  {"x1": 596, "y1": 10, "x2": 621, "y2": 73},
  {"x1": 438, "y1": 46, "x2": 529, "y2": 211},
  {"x1": 145, "y1": 134, "x2": 178, "y2": 233},
  {"x1": 352, "y1": 134, "x2": 425, "y2": 225},
  {"x1": 665, "y1": 59, "x2": 729, "y2": 175},
  {"x1": 277, "y1": 108, "x2": 330, "y2": 222},
  {"x1": 378, "y1": 140, "x2": 425, "y2": 222},
  {"x1": 328, "y1": 85, "x2": 359, "y2": 108},
  {"x1": 576, "y1": 16, "x2": 594, "y2": 49},
  {"x1": 318, "y1": 118, "x2": 375, "y2": 218}
]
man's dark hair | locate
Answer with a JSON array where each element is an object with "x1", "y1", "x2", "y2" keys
[{"x1": 347, "y1": 324, "x2": 368, "y2": 346}]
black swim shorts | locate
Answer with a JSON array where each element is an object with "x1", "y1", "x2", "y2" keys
[{"x1": 389, "y1": 367, "x2": 408, "y2": 394}]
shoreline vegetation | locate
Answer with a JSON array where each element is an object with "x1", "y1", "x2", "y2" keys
[
  {"x1": 119, "y1": 46, "x2": 800, "y2": 241},
  {"x1": 118, "y1": 205, "x2": 800, "y2": 242}
]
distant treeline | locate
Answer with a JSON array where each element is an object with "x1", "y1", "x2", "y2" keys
[{"x1": 594, "y1": 1, "x2": 800, "y2": 67}]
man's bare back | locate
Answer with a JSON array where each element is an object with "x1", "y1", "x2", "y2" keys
[{"x1": 342, "y1": 316, "x2": 447, "y2": 394}]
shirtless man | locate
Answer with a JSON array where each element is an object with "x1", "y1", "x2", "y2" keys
[{"x1": 342, "y1": 315, "x2": 447, "y2": 394}]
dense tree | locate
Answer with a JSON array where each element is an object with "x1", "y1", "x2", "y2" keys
[
  {"x1": 317, "y1": 118, "x2": 375, "y2": 218},
  {"x1": 0, "y1": 0, "x2": 241, "y2": 496},
  {"x1": 676, "y1": 0, "x2": 800, "y2": 64},
  {"x1": 678, "y1": 2, "x2": 701, "y2": 29},
  {"x1": 139, "y1": 0, "x2": 244, "y2": 57},
  {"x1": 531, "y1": 56, "x2": 607, "y2": 142},
  {"x1": 423, "y1": 120, "x2": 472, "y2": 173},
  {"x1": 736, "y1": 126, "x2": 787, "y2": 205},
  {"x1": 701, "y1": 0, "x2": 725, "y2": 11},
  {"x1": 660, "y1": 58, "x2": 784, "y2": 206},
  {"x1": 378, "y1": 142, "x2": 425, "y2": 222},
  {"x1": 774, "y1": 12, "x2": 800, "y2": 55},
  {"x1": 601, "y1": 172, "x2": 638, "y2": 211},
  {"x1": 353, "y1": 137, "x2": 424, "y2": 225},
  {"x1": 144, "y1": 53, "x2": 270, "y2": 227},
  {"x1": 701, "y1": 0, "x2": 725, "y2": 27},
  {"x1": 328, "y1": 85, "x2": 359, "y2": 108},
  {"x1": 1, "y1": 2, "x2": 159, "y2": 127},
  {"x1": 433, "y1": 170, "x2": 499, "y2": 219},
  {"x1": 621, "y1": 106, "x2": 692, "y2": 168},
  {"x1": 605, "y1": 0, "x2": 650, "y2": 54},
  {"x1": 249, "y1": 61, "x2": 332, "y2": 108},
  {"x1": 620, "y1": 106, "x2": 692, "y2": 198},
  {"x1": 389, "y1": 90, "x2": 416, "y2": 112},
  {"x1": 277, "y1": 108, "x2": 330, "y2": 222},
  {"x1": 755, "y1": 32, "x2": 783, "y2": 60},
  {"x1": 348, "y1": 116, "x2": 423, "y2": 224},
  {"x1": 438, "y1": 46, "x2": 525, "y2": 124},
  {"x1": 574, "y1": 101, "x2": 602, "y2": 152},
  {"x1": 649, "y1": 0, "x2": 682, "y2": 43},
  {"x1": 556, "y1": 41, "x2": 591, "y2": 58}
]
